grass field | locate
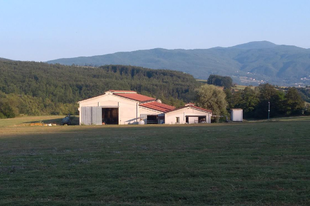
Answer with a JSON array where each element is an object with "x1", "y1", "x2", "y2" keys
[
  {"x1": 0, "y1": 115, "x2": 79, "y2": 128},
  {"x1": 0, "y1": 116, "x2": 310, "y2": 205}
]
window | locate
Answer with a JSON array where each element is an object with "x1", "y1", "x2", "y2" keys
[{"x1": 176, "y1": 117, "x2": 180, "y2": 124}]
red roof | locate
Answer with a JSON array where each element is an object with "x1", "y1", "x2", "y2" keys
[
  {"x1": 109, "y1": 90, "x2": 136, "y2": 93},
  {"x1": 114, "y1": 93, "x2": 155, "y2": 102},
  {"x1": 140, "y1": 101, "x2": 175, "y2": 112}
]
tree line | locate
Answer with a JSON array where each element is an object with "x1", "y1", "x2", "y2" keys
[
  {"x1": 0, "y1": 60, "x2": 200, "y2": 118},
  {"x1": 204, "y1": 75, "x2": 308, "y2": 119},
  {"x1": 225, "y1": 84, "x2": 306, "y2": 119},
  {"x1": 195, "y1": 83, "x2": 306, "y2": 120}
]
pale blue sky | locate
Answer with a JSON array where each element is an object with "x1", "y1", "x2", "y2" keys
[{"x1": 1, "y1": 0, "x2": 309, "y2": 61}]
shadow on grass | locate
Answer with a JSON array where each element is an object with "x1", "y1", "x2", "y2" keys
[{"x1": 24, "y1": 116, "x2": 79, "y2": 125}]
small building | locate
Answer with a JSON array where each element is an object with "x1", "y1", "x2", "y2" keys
[
  {"x1": 78, "y1": 90, "x2": 212, "y2": 125},
  {"x1": 165, "y1": 103, "x2": 212, "y2": 124},
  {"x1": 231, "y1": 108, "x2": 243, "y2": 122}
]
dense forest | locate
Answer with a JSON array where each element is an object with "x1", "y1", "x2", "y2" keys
[
  {"x1": 0, "y1": 60, "x2": 200, "y2": 117},
  {"x1": 1, "y1": 59, "x2": 309, "y2": 119}
]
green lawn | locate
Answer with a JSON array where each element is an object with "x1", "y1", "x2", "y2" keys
[{"x1": 0, "y1": 117, "x2": 309, "y2": 205}]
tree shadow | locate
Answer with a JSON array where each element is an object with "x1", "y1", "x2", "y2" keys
[{"x1": 24, "y1": 116, "x2": 79, "y2": 125}]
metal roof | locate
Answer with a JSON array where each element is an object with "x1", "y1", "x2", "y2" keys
[
  {"x1": 113, "y1": 93, "x2": 156, "y2": 102},
  {"x1": 140, "y1": 101, "x2": 175, "y2": 112}
]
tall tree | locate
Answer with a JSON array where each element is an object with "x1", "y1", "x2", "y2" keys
[
  {"x1": 195, "y1": 84, "x2": 228, "y2": 115},
  {"x1": 285, "y1": 87, "x2": 304, "y2": 115},
  {"x1": 238, "y1": 87, "x2": 260, "y2": 118},
  {"x1": 255, "y1": 84, "x2": 285, "y2": 118}
]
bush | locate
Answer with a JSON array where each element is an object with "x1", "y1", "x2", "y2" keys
[
  {"x1": 0, "y1": 112, "x2": 6, "y2": 119},
  {"x1": 0, "y1": 101, "x2": 16, "y2": 118}
]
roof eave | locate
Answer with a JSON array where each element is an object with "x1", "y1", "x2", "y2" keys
[
  {"x1": 139, "y1": 105, "x2": 168, "y2": 113},
  {"x1": 165, "y1": 106, "x2": 212, "y2": 114}
]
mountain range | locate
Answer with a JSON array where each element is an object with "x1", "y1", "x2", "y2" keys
[{"x1": 46, "y1": 41, "x2": 309, "y2": 86}]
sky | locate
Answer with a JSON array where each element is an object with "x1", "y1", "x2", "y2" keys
[{"x1": 1, "y1": 0, "x2": 310, "y2": 61}]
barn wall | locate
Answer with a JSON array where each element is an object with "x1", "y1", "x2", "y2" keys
[{"x1": 79, "y1": 94, "x2": 139, "y2": 125}]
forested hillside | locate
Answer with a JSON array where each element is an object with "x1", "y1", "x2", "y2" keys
[
  {"x1": 47, "y1": 41, "x2": 310, "y2": 86},
  {"x1": 0, "y1": 60, "x2": 200, "y2": 117}
]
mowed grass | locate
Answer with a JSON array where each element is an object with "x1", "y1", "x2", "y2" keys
[
  {"x1": 0, "y1": 115, "x2": 67, "y2": 128},
  {"x1": 0, "y1": 118, "x2": 310, "y2": 205}
]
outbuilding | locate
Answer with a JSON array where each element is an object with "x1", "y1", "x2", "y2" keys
[
  {"x1": 165, "y1": 103, "x2": 212, "y2": 124},
  {"x1": 231, "y1": 108, "x2": 243, "y2": 122}
]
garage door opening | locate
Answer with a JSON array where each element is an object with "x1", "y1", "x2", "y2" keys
[
  {"x1": 186, "y1": 116, "x2": 207, "y2": 124},
  {"x1": 102, "y1": 108, "x2": 118, "y2": 124},
  {"x1": 147, "y1": 115, "x2": 158, "y2": 124}
]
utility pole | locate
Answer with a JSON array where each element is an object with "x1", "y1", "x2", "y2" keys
[{"x1": 268, "y1": 101, "x2": 270, "y2": 120}]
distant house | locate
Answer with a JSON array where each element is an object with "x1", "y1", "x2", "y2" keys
[{"x1": 78, "y1": 90, "x2": 212, "y2": 125}]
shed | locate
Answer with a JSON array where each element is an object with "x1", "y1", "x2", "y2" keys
[
  {"x1": 165, "y1": 103, "x2": 212, "y2": 124},
  {"x1": 231, "y1": 108, "x2": 243, "y2": 122}
]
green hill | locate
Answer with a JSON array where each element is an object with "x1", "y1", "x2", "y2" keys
[
  {"x1": 0, "y1": 60, "x2": 200, "y2": 117},
  {"x1": 47, "y1": 41, "x2": 310, "y2": 86}
]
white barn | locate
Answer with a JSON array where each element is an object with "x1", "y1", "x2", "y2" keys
[{"x1": 78, "y1": 90, "x2": 212, "y2": 125}]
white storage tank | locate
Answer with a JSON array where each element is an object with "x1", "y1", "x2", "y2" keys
[{"x1": 231, "y1": 108, "x2": 243, "y2": 122}]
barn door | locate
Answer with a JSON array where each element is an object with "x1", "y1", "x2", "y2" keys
[
  {"x1": 81, "y1": 107, "x2": 102, "y2": 125},
  {"x1": 91, "y1": 107, "x2": 102, "y2": 125},
  {"x1": 81, "y1": 107, "x2": 91, "y2": 125}
]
